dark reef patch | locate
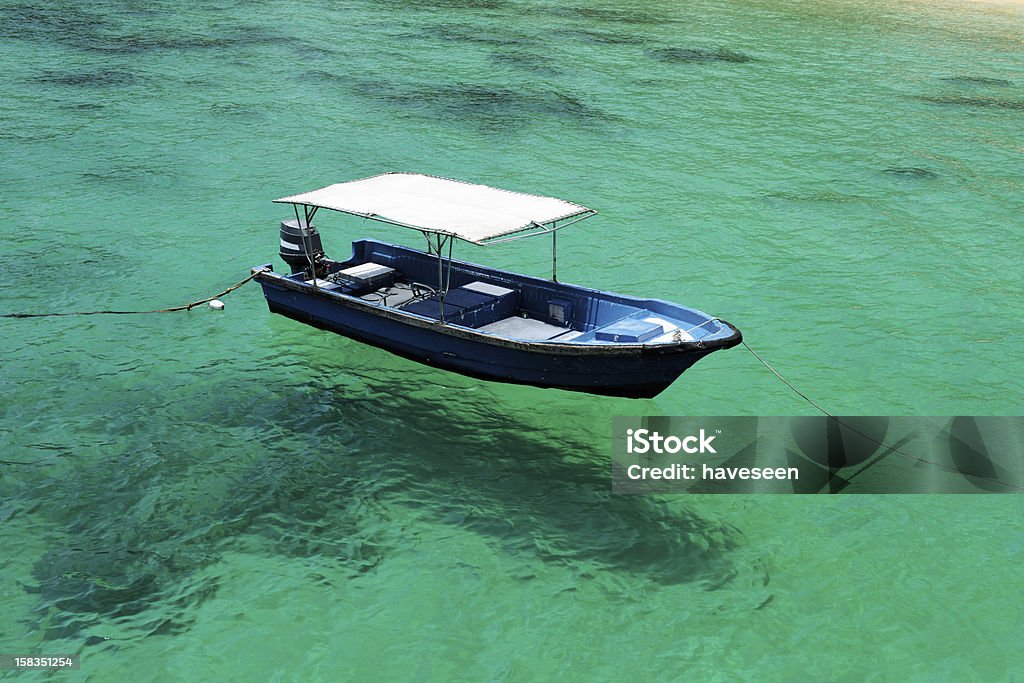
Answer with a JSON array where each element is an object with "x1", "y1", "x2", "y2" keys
[
  {"x1": 21, "y1": 445, "x2": 390, "y2": 640},
  {"x1": 417, "y1": 23, "x2": 535, "y2": 48},
  {"x1": 351, "y1": 79, "x2": 607, "y2": 128},
  {"x1": 81, "y1": 29, "x2": 283, "y2": 55},
  {"x1": 0, "y1": 4, "x2": 107, "y2": 47},
  {"x1": 1, "y1": 5, "x2": 283, "y2": 55},
  {"x1": 72, "y1": 158, "x2": 184, "y2": 193},
  {"x1": 438, "y1": 85, "x2": 605, "y2": 125},
  {"x1": 916, "y1": 95, "x2": 1024, "y2": 110},
  {"x1": 78, "y1": 162, "x2": 179, "y2": 187},
  {"x1": 939, "y1": 76, "x2": 1014, "y2": 87},
  {"x1": 60, "y1": 101, "x2": 106, "y2": 112},
  {"x1": 882, "y1": 166, "x2": 939, "y2": 179},
  {"x1": 647, "y1": 47, "x2": 754, "y2": 64},
  {"x1": 28, "y1": 545, "x2": 220, "y2": 640},
  {"x1": 32, "y1": 69, "x2": 136, "y2": 87},
  {"x1": 490, "y1": 51, "x2": 563, "y2": 75}
]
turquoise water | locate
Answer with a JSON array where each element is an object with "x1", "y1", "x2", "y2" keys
[{"x1": 1, "y1": 0, "x2": 1022, "y2": 679}]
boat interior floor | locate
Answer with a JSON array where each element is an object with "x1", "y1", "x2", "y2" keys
[
  {"x1": 306, "y1": 262, "x2": 698, "y2": 344},
  {"x1": 476, "y1": 316, "x2": 581, "y2": 341},
  {"x1": 319, "y1": 273, "x2": 579, "y2": 340}
]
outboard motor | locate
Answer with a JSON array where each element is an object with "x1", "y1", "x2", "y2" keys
[{"x1": 278, "y1": 218, "x2": 325, "y2": 275}]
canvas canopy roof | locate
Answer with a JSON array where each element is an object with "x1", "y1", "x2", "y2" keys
[{"x1": 274, "y1": 172, "x2": 595, "y2": 245}]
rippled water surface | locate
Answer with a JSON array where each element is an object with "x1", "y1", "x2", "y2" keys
[{"x1": 1, "y1": 0, "x2": 1022, "y2": 679}]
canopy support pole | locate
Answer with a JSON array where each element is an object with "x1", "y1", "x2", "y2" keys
[
  {"x1": 304, "y1": 205, "x2": 318, "y2": 285},
  {"x1": 552, "y1": 230, "x2": 557, "y2": 282},
  {"x1": 436, "y1": 234, "x2": 445, "y2": 323},
  {"x1": 294, "y1": 204, "x2": 316, "y2": 286},
  {"x1": 445, "y1": 237, "x2": 454, "y2": 293},
  {"x1": 431, "y1": 234, "x2": 456, "y2": 324}
]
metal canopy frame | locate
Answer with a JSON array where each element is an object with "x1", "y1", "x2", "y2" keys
[
  {"x1": 283, "y1": 200, "x2": 597, "y2": 324},
  {"x1": 274, "y1": 173, "x2": 596, "y2": 245}
]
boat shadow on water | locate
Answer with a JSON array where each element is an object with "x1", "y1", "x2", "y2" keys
[{"x1": 20, "y1": 356, "x2": 769, "y2": 645}]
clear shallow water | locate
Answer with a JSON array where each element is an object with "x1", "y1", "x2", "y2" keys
[{"x1": 1, "y1": 0, "x2": 1022, "y2": 680}]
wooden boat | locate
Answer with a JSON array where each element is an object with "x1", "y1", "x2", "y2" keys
[{"x1": 252, "y1": 173, "x2": 741, "y2": 398}]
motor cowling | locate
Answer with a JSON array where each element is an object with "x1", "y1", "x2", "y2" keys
[{"x1": 279, "y1": 218, "x2": 325, "y2": 275}]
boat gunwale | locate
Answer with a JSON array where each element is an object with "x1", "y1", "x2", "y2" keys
[{"x1": 253, "y1": 262, "x2": 742, "y2": 357}]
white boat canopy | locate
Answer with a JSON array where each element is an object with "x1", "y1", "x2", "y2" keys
[{"x1": 274, "y1": 172, "x2": 596, "y2": 245}]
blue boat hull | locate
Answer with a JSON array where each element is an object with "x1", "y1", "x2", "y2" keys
[{"x1": 254, "y1": 240, "x2": 741, "y2": 398}]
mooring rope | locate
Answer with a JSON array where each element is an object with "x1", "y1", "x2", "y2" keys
[
  {"x1": 739, "y1": 336, "x2": 1022, "y2": 491},
  {"x1": 741, "y1": 341, "x2": 834, "y2": 417},
  {"x1": 0, "y1": 268, "x2": 268, "y2": 319}
]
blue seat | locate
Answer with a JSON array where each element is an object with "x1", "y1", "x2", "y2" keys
[
  {"x1": 400, "y1": 281, "x2": 519, "y2": 327},
  {"x1": 401, "y1": 296, "x2": 469, "y2": 320},
  {"x1": 595, "y1": 319, "x2": 665, "y2": 343}
]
